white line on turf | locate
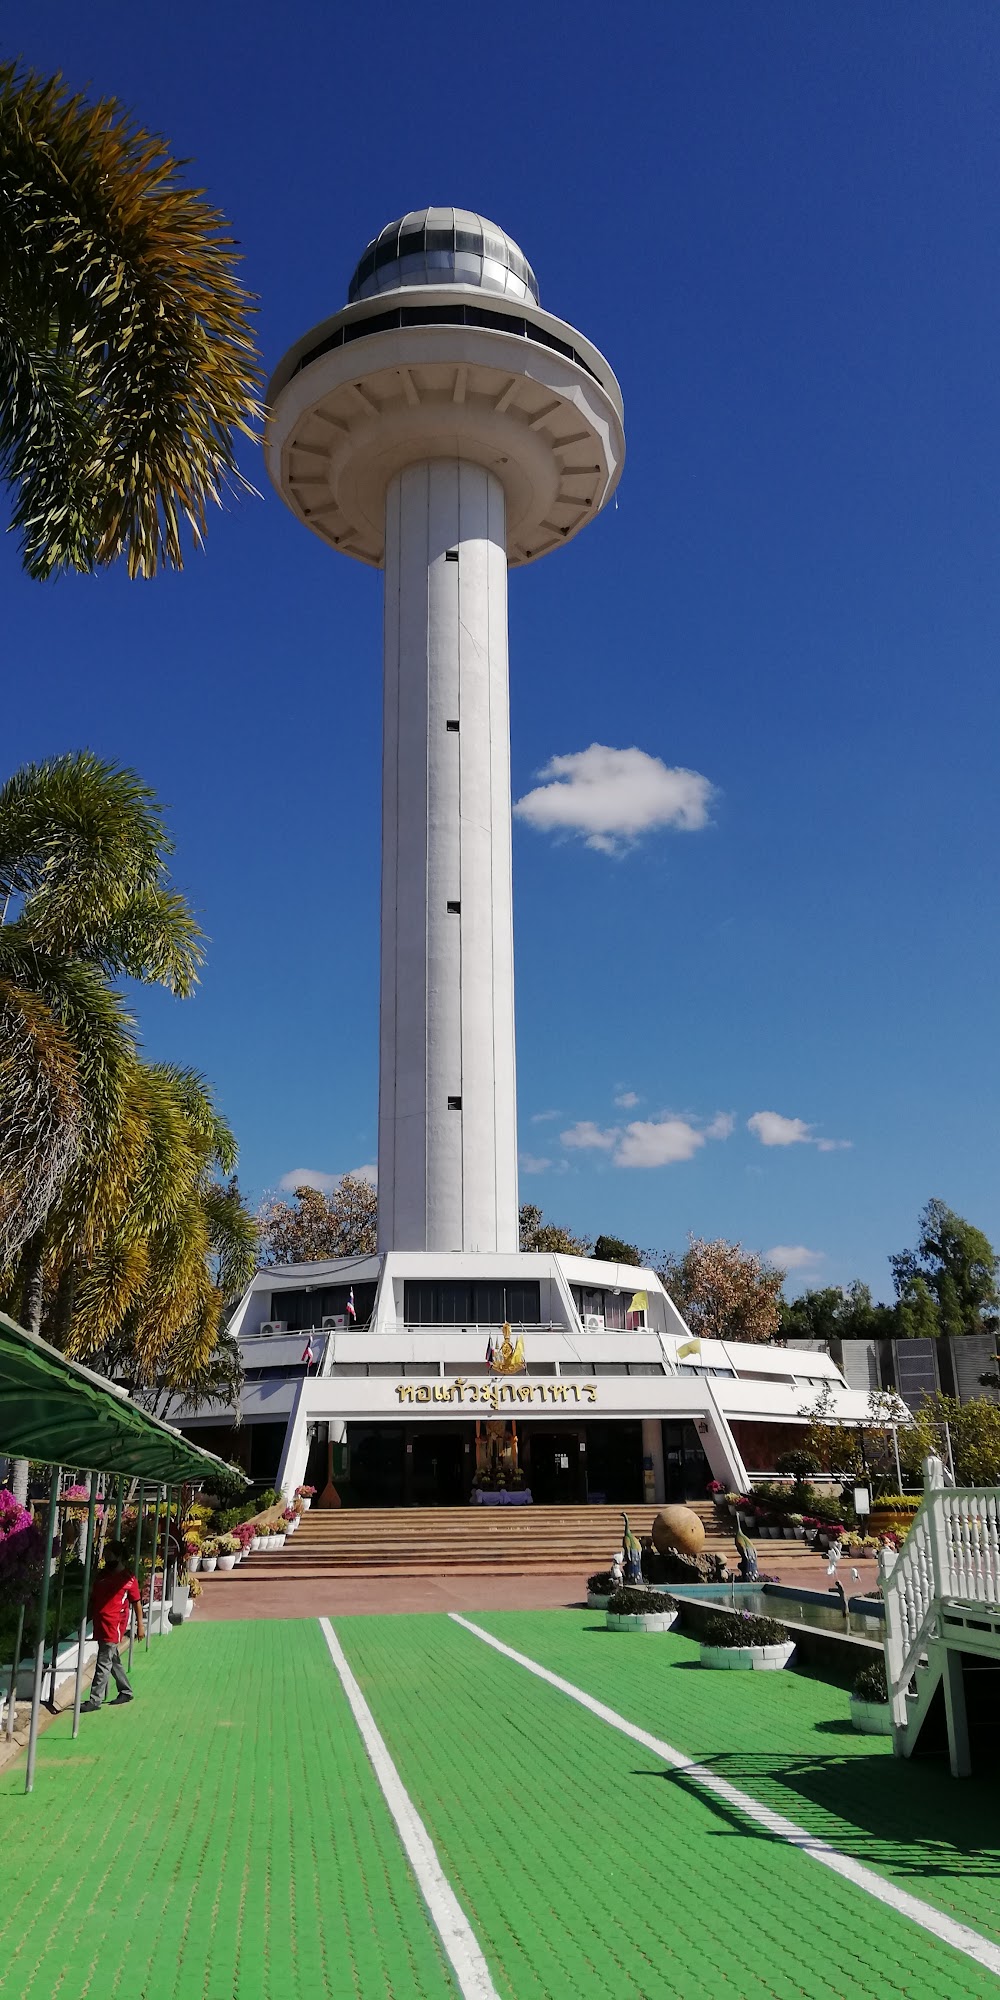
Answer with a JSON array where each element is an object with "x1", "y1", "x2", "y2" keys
[
  {"x1": 318, "y1": 1618, "x2": 499, "y2": 2000},
  {"x1": 449, "y1": 1613, "x2": 1000, "y2": 1983}
]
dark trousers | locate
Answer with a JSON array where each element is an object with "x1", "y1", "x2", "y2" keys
[{"x1": 90, "y1": 1642, "x2": 132, "y2": 1703}]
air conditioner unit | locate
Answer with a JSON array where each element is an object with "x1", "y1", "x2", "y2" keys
[
  {"x1": 322, "y1": 1315, "x2": 346, "y2": 1329},
  {"x1": 259, "y1": 1321, "x2": 286, "y2": 1336},
  {"x1": 584, "y1": 1314, "x2": 605, "y2": 1334}
]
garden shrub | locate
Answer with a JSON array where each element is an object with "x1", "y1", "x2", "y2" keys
[
  {"x1": 587, "y1": 1572, "x2": 613, "y2": 1594},
  {"x1": 852, "y1": 1657, "x2": 889, "y2": 1702},
  {"x1": 606, "y1": 1587, "x2": 677, "y2": 1616},
  {"x1": 701, "y1": 1609, "x2": 788, "y2": 1648}
]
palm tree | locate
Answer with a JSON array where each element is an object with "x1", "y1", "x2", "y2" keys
[
  {"x1": 0, "y1": 752, "x2": 204, "y2": 1292},
  {"x1": 0, "y1": 59, "x2": 261, "y2": 579},
  {"x1": 65, "y1": 1074, "x2": 258, "y2": 1413}
]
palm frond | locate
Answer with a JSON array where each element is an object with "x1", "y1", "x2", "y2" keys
[
  {"x1": 0, "y1": 59, "x2": 262, "y2": 579},
  {"x1": 0, "y1": 978, "x2": 80, "y2": 1265}
]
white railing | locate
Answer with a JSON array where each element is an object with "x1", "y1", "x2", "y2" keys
[{"x1": 883, "y1": 1456, "x2": 1000, "y2": 1727}]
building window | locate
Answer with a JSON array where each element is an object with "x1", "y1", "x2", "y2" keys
[
  {"x1": 448, "y1": 1095, "x2": 462, "y2": 1110},
  {"x1": 404, "y1": 1280, "x2": 541, "y2": 1326}
]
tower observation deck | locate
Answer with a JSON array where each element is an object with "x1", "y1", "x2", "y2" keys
[{"x1": 266, "y1": 208, "x2": 625, "y2": 1254}]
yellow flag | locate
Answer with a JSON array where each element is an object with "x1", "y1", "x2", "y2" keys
[
  {"x1": 676, "y1": 1337, "x2": 701, "y2": 1359},
  {"x1": 629, "y1": 1292, "x2": 648, "y2": 1314}
]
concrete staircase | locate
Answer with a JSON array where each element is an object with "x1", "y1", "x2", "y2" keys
[{"x1": 199, "y1": 1500, "x2": 820, "y2": 1583}]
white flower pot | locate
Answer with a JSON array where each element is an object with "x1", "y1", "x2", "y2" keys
[
  {"x1": 587, "y1": 1592, "x2": 610, "y2": 1609},
  {"x1": 251, "y1": 1536, "x2": 261, "y2": 1551},
  {"x1": 849, "y1": 1696, "x2": 892, "y2": 1735},
  {"x1": 700, "y1": 1640, "x2": 796, "y2": 1671},
  {"x1": 217, "y1": 1554, "x2": 237, "y2": 1571},
  {"x1": 605, "y1": 1610, "x2": 679, "y2": 1634},
  {"x1": 300, "y1": 1497, "x2": 312, "y2": 1510},
  {"x1": 202, "y1": 1556, "x2": 218, "y2": 1572},
  {"x1": 783, "y1": 1527, "x2": 796, "y2": 1540},
  {"x1": 187, "y1": 1555, "x2": 201, "y2": 1573},
  {"x1": 273, "y1": 1535, "x2": 286, "y2": 1549}
]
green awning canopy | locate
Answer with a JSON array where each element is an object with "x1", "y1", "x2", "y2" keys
[{"x1": 0, "y1": 1312, "x2": 245, "y2": 1485}]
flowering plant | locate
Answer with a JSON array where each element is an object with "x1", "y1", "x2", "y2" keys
[
  {"x1": 295, "y1": 1485, "x2": 316, "y2": 1498},
  {"x1": 0, "y1": 1490, "x2": 44, "y2": 1606},
  {"x1": 183, "y1": 1535, "x2": 201, "y2": 1557},
  {"x1": 282, "y1": 1507, "x2": 296, "y2": 1524}
]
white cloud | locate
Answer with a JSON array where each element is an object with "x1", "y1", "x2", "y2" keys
[
  {"x1": 614, "y1": 1090, "x2": 640, "y2": 1109},
  {"x1": 560, "y1": 1120, "x2": 616, "y2": 1151},
  {"x1": 747, "y1": 1111, "x2": 814, "y2": 1147},
  {"x1": 766, "y1": 1244, "x2": 825, "y2": 1271},
  {"x1": 614, "y1": 1118, "x2": 705, "y2": 1168},
  {"x1": 513, "y1": 743, "x2": 715, "y2": 855},
  {"x1": 278, "y1": 1161, "x2": 377, "y2": 1194},
  {"x1": 747, "y1": 1111, "x2": 851, "y2": 1152},
  {"x1": 530, "y1": 1108, "x2": 562, "y2": 1124},
  {"x1": 705, "y1": 1110, "x2": 736, "y2": 1140},
  {"x1": 518, "y1": 1153, "x2": 552, "y2": 1173}
]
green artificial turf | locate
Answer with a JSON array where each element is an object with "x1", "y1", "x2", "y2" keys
[
  {"x1": 335, "y1": 1611, "x2": 1000, "y2": 2000},
  {"x1": 0, "y1": 1621, "x2": 457, "y2": 2000},
  {"x1": 2, "y1": 1610, "x2": 998, "y2": 2000},
  {"x1": 465, "y1": 1610, "x2": 1000, "y2": 1951}
]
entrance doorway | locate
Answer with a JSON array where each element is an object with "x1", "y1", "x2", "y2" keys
[
  {"x1": 409, "y1": 1425, "x2": 468, "y2": 1505},
  {"x1": 522, "y1": 1427, "x2": 586, "y2": 1503},
  {"x1": 582, "y1": 1420, "x2": 644, "y2": 1504},
  {"x1": 661, "y1": 1419, "x2": 712, "y2": 1502}
]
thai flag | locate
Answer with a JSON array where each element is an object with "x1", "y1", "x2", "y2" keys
[
  {"x1": 485, "y1": 1336, "x2": 495, "y2": 1371},
  {"x1": 301, "y1": 1337, "x2": 314, "y2": 1367},
  {"x1": 346, "y1": 1287, "x2": 357, "y2": 1322}
]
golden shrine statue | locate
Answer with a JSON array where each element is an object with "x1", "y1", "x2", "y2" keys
[{"x1": 492, "y1": 1322, "x2": 525, "y2": 1373}]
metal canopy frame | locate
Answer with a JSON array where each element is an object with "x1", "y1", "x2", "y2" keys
[{"x1": 0, "y1": 1311, "x2": 247, "y2": 1792}]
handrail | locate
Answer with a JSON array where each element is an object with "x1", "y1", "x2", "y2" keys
[{"x1": 882, "y1": 1463, "x2": 1000, "y2": 1721}]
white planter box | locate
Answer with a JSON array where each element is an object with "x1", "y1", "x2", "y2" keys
[
  {"x1": 251, "y1": 1536, "x2": 261, "y2": 1552},
  {"x1": 587, "y1": 1592, "x2": 610, "y2": 1610},
  {"x1": 699, "y1": 1640, "x2": 796, "y2": 1671},
  {"x1": 849, "y1": 1696, "x2": 892, "y2": 1735},
  {"x1": 606, "y1": 1610, "x2": 679, "y2": 1634}
]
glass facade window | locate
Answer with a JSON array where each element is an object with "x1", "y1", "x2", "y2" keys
[
  {"x1": 293, "y1": 305, "x2": 600, "y2": 386},
  {"x1": 347, "y1": 209, "x2": 540, "y2": 307},
  {"x1": 269, "y1": 1283, "x2": 377, "y2": 1331},
  {"x1": 403, "y1": 1280, "x2": 541, "y2": 1325}
]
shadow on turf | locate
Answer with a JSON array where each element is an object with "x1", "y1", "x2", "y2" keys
[{"x1": 627, "y1": 1752, "x2": 1000, "y2": 1888}]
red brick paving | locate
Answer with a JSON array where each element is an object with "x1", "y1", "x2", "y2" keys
[{"x1": 194, "y1": 1549, "x2": 882, "y2": 1619}]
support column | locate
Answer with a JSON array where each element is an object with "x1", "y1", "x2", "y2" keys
[
  {"x1": 642, "y1": 1419, "x2": 665, "y2": 1504},
  {"x1": 378, "y1": 459, "x2": 518, "y2": 1251}
]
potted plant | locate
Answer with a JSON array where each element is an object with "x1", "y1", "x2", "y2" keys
[
  {"x1": 216, "y1": 1534, "x2": 240, "y2": 1572},
  {"x1": 200, "y1": 1537, "x2": 219, "y2": 1573},
  {"x1": 184, "y1": 1535, "x2": 202, "y2": 1573},
  {"x1": 605, "y1": 1587, "x2": 679, "y2": 1634},
  {"x1": 708, "y1": 1480, "x2": 727, "y2": 1514},
  {"x1": 587, "y1": 1571, "x2": 614, "y2": 1609},
  {"x1": 698, "y1": 1609, "x2": 795, "y2": 1671},
  {"x1": 283, "y1": 1507, "x2": 298, "y2": 1534},
  {"x1": 849, "y1": 1656, "x2": 892, "y2": 1734},
  {"x1": 787, "y1": 1514, "x2": 805, "y2": 1540},
  {"x1": 295, "y1": 1485, "x2": 316, "y2": 1510}
]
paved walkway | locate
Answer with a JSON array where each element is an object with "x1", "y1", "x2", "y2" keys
[
  {"x1": 1, "y1": 1611, "x2": 996, "y2": 1998},
  {"x1": 195, "y1": 1551, "x2": 878, "y2": 1619}
]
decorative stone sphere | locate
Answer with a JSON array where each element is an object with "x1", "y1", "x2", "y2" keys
[{"x1": 652, "y1": 1506, "x2": 705, "y2": 1559}]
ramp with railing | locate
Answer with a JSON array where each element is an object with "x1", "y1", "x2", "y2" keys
[{"x1": 882, "y1": 1455, "x2": 1000, "y2": 1776}]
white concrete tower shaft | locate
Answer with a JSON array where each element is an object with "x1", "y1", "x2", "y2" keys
[
  {"x1": 379, "y1": 461, "x2": 517, "y2": 1251},
  {"x1": 265, "y1": 210, "x2": 624, "y2": 1256}
]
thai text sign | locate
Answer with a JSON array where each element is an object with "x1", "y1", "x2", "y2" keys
[{"x1": 395, "y1": 1377, "x2": 597, "y2": 1408}]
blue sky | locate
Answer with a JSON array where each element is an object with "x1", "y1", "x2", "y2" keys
[{"x1": 5, "y1": 3, "x2": 999, "y2": 1295}]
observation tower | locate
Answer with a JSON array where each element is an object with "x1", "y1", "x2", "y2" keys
[{"x1": 266, "y1": 209, "x2": 625, "y2": 1254}]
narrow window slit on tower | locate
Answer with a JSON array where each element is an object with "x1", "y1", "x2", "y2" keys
[
  {"x1": 447, "y1": 1095, "x2": 463, "y2": 1111},
  {"x1": 447, "y1": 900, "x2": 461, "y2": 914},
  {"x1": 446, "y1": 719, "x2": 460, "y2": 732},
  {"x1": 445, "y1": 549, "x2": 459, "y2": 562}
]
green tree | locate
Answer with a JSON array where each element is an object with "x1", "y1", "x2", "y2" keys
[
  {"x1": 780, "y1": 1280, "x2": 897, "y2": 1343},
  {"x1": 896, "y1": 1392, "x2": 1000, "y2": 1487},
  {"x1": 895, "y1": 1274, "x2": 941, "y2": 1342},
  {"x1": 259, "y1": 1177, "x2": 378, "y2": 1264},
  {"x1": 0, "y1": 60, "x2": 260, "y2": 579},
  {"x1": 890, "y1": 1198, "x2": 1000, "y2": 1338},
  {"x1": 592, "y1": 1234, "x2": 642, "y2": 1266},
  {"x1": 656, "y1": 1237, "x2": 785, "y2": 1344},
  {"x1": 518, "y1": 1203, "x2": 591, "y2": 1255}
]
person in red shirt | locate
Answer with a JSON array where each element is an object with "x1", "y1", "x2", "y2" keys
[{"x1": 80, "y1": 1539, "x2": 145, "y2": 1711}]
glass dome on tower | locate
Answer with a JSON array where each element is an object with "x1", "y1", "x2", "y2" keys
[{"x1": 348, "y1": 208, "x2": 539, "y2": 306}]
